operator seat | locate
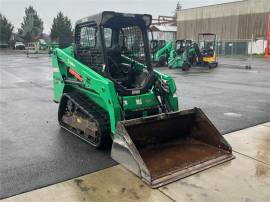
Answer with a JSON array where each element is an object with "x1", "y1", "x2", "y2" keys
[{"x1": 106, "y1": 47, "x2": 134, "y2": 87}]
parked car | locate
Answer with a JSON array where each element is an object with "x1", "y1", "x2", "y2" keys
[{"x1": 14, "y1": 42, "x2": 25, "y2": 50}]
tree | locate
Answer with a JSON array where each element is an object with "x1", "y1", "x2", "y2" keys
[
  {"x1": 0, "y1": 13, "x2": 14, "y2": 44},
  {"x1": 50, "y1": 12, "x2": 72, "y2": 41},
  {"x1": 20, "y1": 6, "x2": 43, "y2": 42}
]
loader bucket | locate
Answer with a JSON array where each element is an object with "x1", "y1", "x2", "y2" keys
[{"x1": 111, "y1": 108, "x2": 234, "y2": 188}]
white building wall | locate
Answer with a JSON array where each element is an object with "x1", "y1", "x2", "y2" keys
[
  {"x1": 152, "y1": 31, "x2": 176, "y2": 42},
  {"x1": 248, "y1": 39, "x2": 267, "y2": 54}
]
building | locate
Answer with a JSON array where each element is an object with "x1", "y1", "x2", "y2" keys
[
  {"x1": 150, "y1": 25, "x2": 177, "y2": 42},
  {"x1": 176, "y1": 0, "x2": 270, "y2": 40}
]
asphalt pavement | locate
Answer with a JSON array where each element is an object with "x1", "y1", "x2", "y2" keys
[{"x1": 0, "y1": 51, "x2": 269, "y2": 198}]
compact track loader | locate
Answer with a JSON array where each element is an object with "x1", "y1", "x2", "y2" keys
[{"x1": 52, "y1": 11, "x2": 234, "y2": 188}]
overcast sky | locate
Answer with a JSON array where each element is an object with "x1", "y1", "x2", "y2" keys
[{"x1": 0, "y1": 0, "x2": 237, "y2": 33}]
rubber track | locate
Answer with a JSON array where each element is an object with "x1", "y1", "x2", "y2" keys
[{"x1": 62, "y1": 91, "x2": 111, "y2": 145}]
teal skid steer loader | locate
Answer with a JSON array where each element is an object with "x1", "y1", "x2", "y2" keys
[{"x1": 52, "y1": 11, "x2": 234, "y2": 188}]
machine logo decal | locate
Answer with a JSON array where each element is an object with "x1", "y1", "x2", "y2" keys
[{"x1": 136, "y1": 98, "x2": 142, "y2": 105}]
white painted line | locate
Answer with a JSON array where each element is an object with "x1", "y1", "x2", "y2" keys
[{"x1": 224, "y1": 112, "x2": 242, "y2": 117}]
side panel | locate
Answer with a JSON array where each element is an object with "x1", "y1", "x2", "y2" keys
[
  {"x1": 72, "y1": 86, "x2": 107, "y2": 111},
  {"x1": 52, "y1": 53, "x2": 64, "y2": 102},
  {"x1": 122, "y1": 92, "x2": 160, "y2": 111}
]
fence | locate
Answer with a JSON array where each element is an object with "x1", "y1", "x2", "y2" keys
[
  {"x1": 216, "y1": 38, "x2": 267, "y2": 57},
  {"x1": 215, "y1": 37, "x2": 267, "y2": 68}
]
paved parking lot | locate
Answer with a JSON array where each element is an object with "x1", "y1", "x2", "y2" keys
[
  {"x1": 3, "y1": 123, "x2": 270, "y2": 202},
  {"x1": 160, "y1": 57, "x2": 270, "y2": 134},
  {"x1": 0, "y1": 51, "x2": 269, "y2": 198}
]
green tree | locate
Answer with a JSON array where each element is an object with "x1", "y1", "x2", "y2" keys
[
  {"x1": 20, "y1": 6, "x2": 43, "y2": 42},
  {"x1": 0, "y1": 13, "x2": 14, "y2": 44},
  {"x1": 50, "y1": 12, "x2": 72, "y2": 41}
]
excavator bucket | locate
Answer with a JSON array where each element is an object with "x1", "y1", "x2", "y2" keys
[{"x1": 111, "y1": 108, "x2": 234, "y2": 188}]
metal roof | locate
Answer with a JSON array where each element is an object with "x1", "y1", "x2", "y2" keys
[
  {"x1": 150, "y1": 25, "x2": 177, "y2": 32},
  {"x1": 75, "y1": 11, "x2": 152, "y2": 27}
]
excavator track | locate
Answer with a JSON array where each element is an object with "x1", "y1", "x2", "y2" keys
[{"x1": 58, "y1": 91, "x2": 111, "y2": 148}]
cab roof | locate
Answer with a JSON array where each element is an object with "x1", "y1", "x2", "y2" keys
[{"x1": 75, "y1": 11, "x2": 152, "y2": 27}]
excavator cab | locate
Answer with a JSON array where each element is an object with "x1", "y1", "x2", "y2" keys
[
  {"x1": 175, "y1": 40, "x2": 187, "y2": 55},
  {"x1": 150, "y1": 40, "x2": 159, "y2": 54},
  {"x1": 150, "y1": 40, "x2": 166, "y2": 56},
  {"x1": 185, "y1": 40, "x2": 197, "y2": 65},
  {"x1": 158, "y1": 40, "x2": 166, "y2": 48},
  {"x1": 150, "y1": 39, "x2": 170, "y2": 66}
]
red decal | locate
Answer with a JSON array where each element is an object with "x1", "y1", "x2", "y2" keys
[{"x1": 69, "y1": 68, "x2": 83, "y2": 82}]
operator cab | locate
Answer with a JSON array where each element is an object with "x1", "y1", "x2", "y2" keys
[
  {"x1": 175, "y1": 40, "x2": 186, "y2": 55},
  {"x1": 74, "y1": 12, "x2": 153, "y2": 96},
  {"x1": 150, "y1": 40, "x2": 159, "y2": 54},
  {"x1": 150, "y1": 40, "x2": 166, "y2": 53},
  {"x1": 198, "y1": 33, "x2": 216, "y2": 57}
]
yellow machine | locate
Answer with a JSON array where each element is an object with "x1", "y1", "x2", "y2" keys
[{"x1": 194, "y1": 33, "x2": 218, "y2": 68}]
